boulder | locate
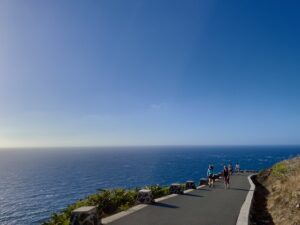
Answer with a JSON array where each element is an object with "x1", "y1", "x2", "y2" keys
[
  {"x1": 169, "y1": 183, "x2": 184, "y2": 194},
  {"x1": 185, "y1": 180, "x2": 196, "y2": 189},
  {"x1": 70, "y1": 206, "x2": 101, "y2": 225},
  {"x1": 138, "y1": 189, "x2": 153, "y2": 204}
]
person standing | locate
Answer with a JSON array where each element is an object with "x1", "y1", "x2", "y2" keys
[
  {"x1": 235, "y1": 163, "x2": 240, "y2": 174},
  {"x1": 223, "y1": 165, "x2": 230, "y2": 189},
  {"x1": 207, "y1": 165, "x2": 214, "y2": 188}
]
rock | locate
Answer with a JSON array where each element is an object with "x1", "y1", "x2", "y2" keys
[
  {"x1": 70, "y1": 206, "x2": 101, "y2": 225},
  {"x1": 169, "y1": 183, "x2": 184, "y2": 194},
  {"x1": 138, "y1": 189, "x2": 153, "y2": 204},
  {"x1": 185, "y1": 180, "x2": 196, "y2": 189}
]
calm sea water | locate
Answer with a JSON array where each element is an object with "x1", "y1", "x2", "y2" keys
[{"x1": 0, "y1": 146, "x2": 299, "y2": 225}]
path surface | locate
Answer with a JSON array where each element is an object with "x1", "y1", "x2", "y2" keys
[{"x1": 107, "y1": 173, "x2": 251, "y2": 225}]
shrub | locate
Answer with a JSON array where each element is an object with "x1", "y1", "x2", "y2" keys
[
  {"x1": 148, "y1": 185, "x2": 170, "y2": 198},
  {"x1": 43, "y1": 185, "x2": 170, "y2": 225},
  {"x1": 272, "y1": 163, "x2": 288, "y2": 178}
]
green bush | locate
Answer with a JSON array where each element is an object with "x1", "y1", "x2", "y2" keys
[
  {"x1": 272, "y1": 163, "x2": 288, "y2": 178},
  {"x1": 43, "y1": 185, "x2": 170, "y2": 225},
  {"x1": 99, "y1": 189, "x2": 138, "y2": 215},
  {"x1": 148, "y1": 185, "x2": 170, "y2": 198}
]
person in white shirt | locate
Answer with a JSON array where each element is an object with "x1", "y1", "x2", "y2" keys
[{"x1": 235, "y1": 163, "x2": 240, "y2": 174}]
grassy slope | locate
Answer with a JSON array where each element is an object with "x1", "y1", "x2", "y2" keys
[{"x1": 255, "y1": 156, "x2": 300, "y2": 225}]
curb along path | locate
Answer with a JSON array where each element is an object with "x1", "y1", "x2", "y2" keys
[{"x1": 236, "y1": 174, "x2": 256, "y2": 225}]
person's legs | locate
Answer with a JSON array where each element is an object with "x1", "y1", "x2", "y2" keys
[
  {"x1": 224, "y1": 177, "x2": 229, "y2": 189},
  {"x1": 208, "y1": 176, "x2": 214, "y2": 187},
  {"x1": 227, "y1": 177, "x2": 230, "y2": 189}
]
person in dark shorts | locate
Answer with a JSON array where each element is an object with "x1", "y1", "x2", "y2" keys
[
  {"x1": 207, "y1": 165, "x2": 214, "y2": 188},
  {"x1": 223, "y1": 165, "x2": 230, "y2": 189}
]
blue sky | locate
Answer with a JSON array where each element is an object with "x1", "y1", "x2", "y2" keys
[{"x1": 0, "y1": 0, "x2": 300, "y2": 147}]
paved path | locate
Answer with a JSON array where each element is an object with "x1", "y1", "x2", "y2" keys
[{"x1": 107, "y1": 173, "x2": 251, "y2": 225}]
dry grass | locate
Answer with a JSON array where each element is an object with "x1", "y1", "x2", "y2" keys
[{"x1": 257, "y1": 156, "x2": 300, "y2": 225}]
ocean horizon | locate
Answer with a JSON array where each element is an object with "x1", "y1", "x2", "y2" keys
[{"x1": 1, "y1": 146, "x2": 299, "y2": 225}]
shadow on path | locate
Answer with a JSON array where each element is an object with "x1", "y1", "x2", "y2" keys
[
  {"x1": 152, "y1": 202, "x2": 179, "y2": 209},
  {"x1": 250, "y1": 175, "x2": 275, "y2": 225},
  {"x1": 184, "y1": 193, "x2": 203, "y2": 198},
  {"x1": 198, "y1": 188, "x2": 211, "y2": 191},
  {"x1": 227, "y1": 187, "x2": 249, "y2": 192},
  {"x1": 211, "y1": 186, "x2": 249, "y2": 192}
]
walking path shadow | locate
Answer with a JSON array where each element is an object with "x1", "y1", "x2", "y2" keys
[
  {"x1": 198, "y1": 188, "x2": 211, "y2": 191},
  {"x1": 152, "y1": 202, "x2": 179, "y2": 209},
  {"x1": 250, "y1": 175, "x2": 275, "y2": 225},
  {"x1": 183, "y1": 192, "x2": 203, "y2": 198},
  {"x1": 227, "y1": 187, "x2": 250, "y2": 192}
]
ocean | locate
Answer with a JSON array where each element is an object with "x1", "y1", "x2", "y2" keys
[{"x1": 0, "y1": 146, "x2": 299, "y2": 225}]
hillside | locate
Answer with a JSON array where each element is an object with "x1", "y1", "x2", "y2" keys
[{"x1": 251, "y1": 156, "x2": 300, "y2": 225}]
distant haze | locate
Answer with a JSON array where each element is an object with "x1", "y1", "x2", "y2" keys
[{"x1": 0, "y1": 1, "x2": 300, "y2": 147}]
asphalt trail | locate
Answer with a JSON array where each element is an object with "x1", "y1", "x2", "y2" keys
[{"x1": 108, "y1": 173, "x2": 251, "y2": 225}]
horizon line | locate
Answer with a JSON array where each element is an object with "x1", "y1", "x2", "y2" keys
[{"x1": 0, "y1": 144, "x2": 300, "y2": 149}]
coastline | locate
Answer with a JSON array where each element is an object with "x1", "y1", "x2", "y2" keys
[
  {"x1": 1, "y1": 147, "x2": 299, "y2": 225},
  {"x1": 42, "y1": 156, "x2": 300, "y2": 225}
]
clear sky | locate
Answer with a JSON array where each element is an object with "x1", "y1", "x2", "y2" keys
[{"x1": 0, "y1": 0, "x2": 300, "y2": 147}]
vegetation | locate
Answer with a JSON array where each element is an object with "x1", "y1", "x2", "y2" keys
[
  {"x1": 42, "y1": 185, "x2": 170, "y2": 225},
  {"x1": 147, "y1": 185, "x2": 170, "y2": 199},
  {"x1": 254, "y1": 156, "x2": 300, "y2": 225},
  {"x1": 271, "y1": 162, "x2": 288, "y2": 178}
]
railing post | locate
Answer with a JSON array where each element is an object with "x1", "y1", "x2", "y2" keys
[
  {"x1": 70, "y1": 206, "x2": 101, "y2": 225},
  {"x1": 169, "y1": 183, "x2": 184, "y2": 194},
  {"x1": 138, "y1": 189, "x2": 154, "y2": 204},
  {"x1": 185, "y1": 180, "x2": 196, "y2": 189}
]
